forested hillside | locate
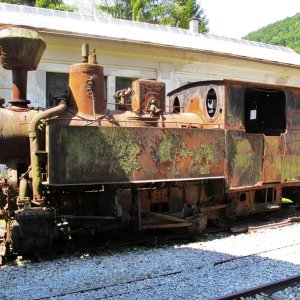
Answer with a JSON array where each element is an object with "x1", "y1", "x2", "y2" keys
[{"x1": 243, "y1": 13, "x2": 300, "y2": 54}]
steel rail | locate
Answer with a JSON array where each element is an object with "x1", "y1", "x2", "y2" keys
[
  {"x1": 212, "y1": 273, "x2": 300, "y2": 300},
  {"x1": 32, "y1": 270, "x2": 181, "y2": 300},
  {"x1": 214, "y1": 242, "x2": 300, "y2": 266}
]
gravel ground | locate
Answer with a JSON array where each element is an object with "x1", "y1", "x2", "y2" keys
[{"x1": 1, "y1": 224, "x2": 300, "y2": 300}]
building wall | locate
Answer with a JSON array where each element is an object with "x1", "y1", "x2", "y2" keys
[{"x1": 1, "y1": 32, "x2": 300, "y2": 110}]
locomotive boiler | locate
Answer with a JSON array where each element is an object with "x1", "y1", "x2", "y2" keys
[{"x1": 0, "y1": 26, "x2": 300, "y2": 258}]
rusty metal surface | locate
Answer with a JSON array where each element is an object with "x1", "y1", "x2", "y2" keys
[
  {"x1": 286, "y1": 89, "x2": 300, "y2": 129},
  {"x1": 47, "y1": 126, "x2": 225, "y2": 185},
  {"x1": 224, "y1": 80, "x2": 300, "y2": 130},
  {"x1": 69, "y1": 62, "x2": 106, "y2": 117},
  {"x1": 263, "y1": 136, "x2": 282, "y2": 183},
  {"x1": 282, "y1": 130, "x2": 300, "y2": 183},
  {"x1": 225, "y1": 83, "x2": 245, "y2": 129},
  {"x1": 50, "y1": 107, "x2": 206, "y2": 130},
  {"x1": 131, "y1": 79, "x2": 165, "y2": 113},
  {"x1": 0, "y1": 107, "x2": 38, "y2": 163},
  {"x1": 167, "y1": 81, "x2": 224, "y2": 128},
  {"x1": 225, "y1": 130, "x2": 263, "y2": 189},
  {"x1": 0, "y1": 27, "x2": 46, "y2": 106},
  {"x1": 11, "y1": 68, "x2": 28, "y2": 104},
  {"x1": 29, "y1": 100, "x2": 67, "y2": 202},
  {"x1": 10, "y1": 208, "x2": 54, "y2": 254},
  {"x1": 0, "y1": 26, "x2": 46, "y2": 70}
]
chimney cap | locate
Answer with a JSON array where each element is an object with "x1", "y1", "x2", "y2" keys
[{"x1": 188, "y1": 16, "x2": 200, "y2": 21}]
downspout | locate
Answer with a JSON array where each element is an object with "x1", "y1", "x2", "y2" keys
[{"x1": 28, "y1": 100, "x2": 67, "y2": 204}]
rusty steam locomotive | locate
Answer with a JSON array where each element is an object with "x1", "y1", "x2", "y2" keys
[{"x1": 0, "y1": 26, "x2": 300, "y2": 258}]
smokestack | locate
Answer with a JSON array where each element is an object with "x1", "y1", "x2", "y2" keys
[
  {"x1": 189, "y1": 16, "x2": 200, "y2": 34},
  {"x1": 0, "y1": 26, "x2": 46, "y2": 108}
]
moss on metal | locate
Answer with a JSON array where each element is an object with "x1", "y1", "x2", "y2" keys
[
  {"x1": 227, "y1": 132, "x2": 263, "y2": 187},
  {"x1": 103, "y1": 128, "x2": 141, "y2": 176},
  {"x1": 154, "y1": 133, "x2": 181, "y2": 175},
  {"x1": 154, "y1": 131, "x2": 221, "y2": 176},
  {"x1": 190, "y1": 144, "x2": 219, "y2": 175},
  {"x1": 56, "y1": 127, "x2": 141, "y2": 179},
  {"x1": 156, "y1": 134, "x2": 175, "y2": 163},
  {"x1": 233, "y1": 140, "x2": 257, "y2": 179},
  {"x1": 49, "y1": 126, "x2": 224, "y2": 184},
  {"x1": 282, "y1": 156, "x2": 300, "y2": 182}
]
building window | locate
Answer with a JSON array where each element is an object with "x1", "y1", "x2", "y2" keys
[{"x1": 46, "y1": 72, "x2": 69, "y2": 107}]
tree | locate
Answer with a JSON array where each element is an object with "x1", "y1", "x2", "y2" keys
[
  {"x1": 97, "y1": 0, "x2": 154, "y2": 21},
  {"x1": 98, "y1": 0, "x2": 131, "y2": 19},
  {"x1": 98, "y1": 0, "x2": 209, "y2": 32},
  {"x1": 36, "y1": 0, "x2": 77, "y2": 11},
  {"x1": 1, "y1": 0, "x2": 77, "y2": 11},
  {"x1": 131, "y1": 0, "x2": 147, "y2": 21},
  {"x1": 243, "y1": 13, "x2": 300, "y2": 54},
  {"x1": 1, "y1": 0, "x2": 35, "y2": 4},
  {"x1": 157, "y1": 0, "x2": 208, "y2": 32}
]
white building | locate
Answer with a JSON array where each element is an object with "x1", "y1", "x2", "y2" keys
[{"x1": 0, "y1": 3, "x2": 300, "y2": 110}]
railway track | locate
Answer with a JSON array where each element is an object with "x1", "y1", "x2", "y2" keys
[
  {"x1": 213, "y1": 274, "x2": 300, "y2": 300},
  {"x1": 27, "y1": 241, "x2": 300, "y2": 300},
  {"x1": 1, "y1": 222, "x2": 300, "y2": 300},
  {"x1": 33, "y1": 270, "x2": 182, "y2": 300},
  {"x1": 213, "y1": 241, "x2": 300, "y2": 267},
  {"x1": 229, "y1": 206, "x2": 300, "y2": 233},
  {"x1": 32, "y1": 270, "x2": 300, "y2": 300}
]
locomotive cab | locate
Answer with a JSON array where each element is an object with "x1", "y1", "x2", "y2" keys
[{"x1": 168, "y1": 79, "x2": 300, "y2": 219}]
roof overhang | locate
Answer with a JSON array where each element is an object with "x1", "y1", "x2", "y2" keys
[{"x1": 1, "y1": 3, "x2": 300, "y2": 68}]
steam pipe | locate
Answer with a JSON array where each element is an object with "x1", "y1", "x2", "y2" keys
[{"x1": 28, "y1": 100, "x2": 67, "y2": 203}]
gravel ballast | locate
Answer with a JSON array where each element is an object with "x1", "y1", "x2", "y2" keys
[{"x1": 1, "y1": 224, "x2": 300, "y2": 300}]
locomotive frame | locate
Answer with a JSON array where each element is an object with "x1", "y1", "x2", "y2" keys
[{"x1": 0, "y1": 26, "x2": 300, "y2": 258}]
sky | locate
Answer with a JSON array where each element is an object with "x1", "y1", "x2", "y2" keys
[
  {"x1": 200, "y1": 0, "x2": 300, "y2": 38},
  {"x1": 67, "y1": 0, "x2": 300, "y2": 39}
]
